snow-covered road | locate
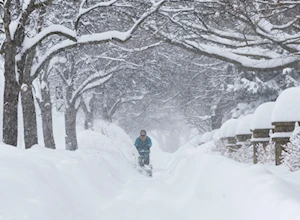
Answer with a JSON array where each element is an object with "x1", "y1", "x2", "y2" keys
[
  {"x1": 100, "y1": 143, "x2": 300, "y2": 220},
  {"x1": 1, "y1": 126, "x2": 300, "y2": 220}
]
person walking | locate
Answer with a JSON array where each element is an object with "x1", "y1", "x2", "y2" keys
[{"x1": 134, "y1": 130, "x2": 152, "y2": 166}]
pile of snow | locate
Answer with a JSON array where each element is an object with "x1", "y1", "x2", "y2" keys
[
  {"x1": 272, "y1": 87, "x2": 300, "y2": 123},
  {"x1": 77, "y1": 120, "x2": 138, "y2": 164},
  {"x1": 187, "y1": 134, "x2": 202, "y2": 147},
  {"x1": 220, "y1": 120, "x2": 229, "y2": 138},
  {"x1": 251, "y1": 102, "x2": 275, "y2": 131},
  {"x1": 212, "y1": 129, "x2": 220, "y2": 140},
  {"x1": 200, "y1": 130, "x2": 220, "y2": 143},
  {"x1": 161, "y1": 142, "x2": 300, "y2": 220},
  {"x1": 1, "y1": 125, "x2": 300, "y2": 219},
  {"x1": 200, "y1": 131, "x2": 211, "y2": 143},
  {"x1": 0, "y1": 133, "x2": 137, "y2": 220},
  {"x1": 0, "y1": 66, "x2": 3, "y2": 142},
  {"x1": 220, "y1": 119, "x2": 239, "y2": 138},
  {"x1": 235, "y1": 114, "x2": 253, "y2": 135}
]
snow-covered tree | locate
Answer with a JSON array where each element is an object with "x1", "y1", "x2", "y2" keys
[
  {"x1": 50, "y1": 49, "x2": 136, "y2": 150},
  {"x1": 231, "y1": 144, "x2": 253, "y2": 163},
  {"x1": 256, "y1": 142, "x2": 275, "y2": 164},
  {"x1": 0, "y1": 0, "x2": 165, "y2": 148},
  {"x1": 152, "y1": 0, "x2": 300, "y2": 71},
  {"x1": 282, "y1": 123, "x2": 300, "y2": 171},
  {"x1": 35, "y1": 60, "x2": 56, "y2": 149}
]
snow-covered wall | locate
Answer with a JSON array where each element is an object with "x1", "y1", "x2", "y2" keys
[
  {"x1": 166, "y1": 143, "x2": 300, "y2": 220},
  {"x1": 220, "y1": 119, "x2": 239, "y2": 138},
  {"x1": 235, "y1": 114, "x2": 253, "y2": 135},
  {"x1": 0, "y1": 142, "x2": 137, "y2": 220},
  {"x1": 272, "y1": 87, "x2": 300, "y2": 123},
  {"x1": 1, "y1": 122, "x2": 300, "y2": 220},
  {"x1": 201, "y1": 132, "x2": 211, "y2": 143},
  {"x1": 0, "y1": 66, "x2": 3, "y2": 142},
  {"x1": 212, "y1": 129, "x2": 220, "y2": 140},
  {"x1": 251, "y1": 102, "x2": 275, "y2": 131}
]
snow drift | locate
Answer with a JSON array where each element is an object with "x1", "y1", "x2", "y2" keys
[{"x1": 0, "y1": 124, "x2": 300, "y2": 220}]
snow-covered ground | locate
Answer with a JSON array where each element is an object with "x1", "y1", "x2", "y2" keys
[
  {"x1": 1, "y1": 124, "x2": 300, "y2": 220},
  {"x1": 1, "y1": 73, "x2": 300, "y2": 219},
  {"x1": 0, "y1": 66, "x2": 3, "y2": 142}
]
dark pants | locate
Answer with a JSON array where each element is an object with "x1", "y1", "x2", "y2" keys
[
  {"x1": 143, "y1": 157, "x2": 150, "y2": 165},
  {"x1": 138, "y1": 153, "x2": 150, "y2": 166}
]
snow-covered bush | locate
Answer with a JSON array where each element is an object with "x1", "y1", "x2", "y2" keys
[
  {"x1": 256, "y1": 142, "x2": 275, "y2": 164},
  {"x1": 281, "y1": 123, "x2": 300, "y2": 171},
  {"x1": 77, "y1": 120, "x2": 138, "y2": 164},
  {"x1": 214, "y1": 139, "x2": 253, "y2": 163},
  {"x1": 214, "y1": 139, "x2": 229, "y2": 155},
  {"x1": 230, "y1": 144, "x2": 253, "y2": 163}
]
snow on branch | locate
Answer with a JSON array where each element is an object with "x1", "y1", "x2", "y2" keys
[
  {"x1": 271, "y1": 18, "x2": 299, "y2": 31},
  {"x1": 21, "y1": 25, "x2": 77, "y2": 54},
  {"x1": 184, "y1": 40, "x2": 300, "y2": 70},
  {"x1": 256, "y1": 0, "x2": 300, "y2": 6},
  {"x1": 107, "y1": 94, "x2": 145, "y2": 117},
  {"x1": 75, "y1": 0, "x2": 119, "y2": 29},
  {"x1": 71, "y1": 63, "x2": 130, "y2": 103},
  {"x1": 30, "y1": 0, "x2": 166, "y2": 80},
  {"x1": 22, "y1": 0, "x2": 34, "y2": 11},
  {"x1": 71, "y1": 71, "x2": 113, "y2": 104},
  {"x1": 159, "y1": 6, "x2": 195, "y2": 13},
  {"x1": 150, "y1": 25, "x2": 300, "y2": 71},
  {"x1": 252, "y1": 16, "x2": 300, "y2": 53},
  {"x1": 109, "y1": 41, "x2": 163, "y2": 52},
  {"x1": 175, "y1": 19, "x2": 259, "y2": 43}
]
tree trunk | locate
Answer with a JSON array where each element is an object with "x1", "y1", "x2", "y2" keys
[
  {"x1": 211, "y1": 101, "x2": 225, "y2": 130},
  {"x1": 81, "y1": 96, "x2": 94, "y2": 130},
  {"x1": 65, "y1": 105, "x2": 78, "y2": 151},
  {"x1": 84, "y1": 111, "x2": 93, "y2": 130},
  {"x1": 19, "y1": 47, "x2": 39, "y2": 149},
  {"x1": 21, "y1": 84, "x2": 38, "y2": 149},
  {"x1": 2, "y1": 45, "x2": 19, "y2": 146},
  {"x1": 102, "y1": 104, "x2": 113, "y2": 123},
  {"x1": 211, "y1": 114, "x2": 222, "y2": 130},
  {"x1": 37, "y1": 60, "x2": 56, "y2": 149},
  {"x1": 39, "y1": 93, "x2": 56, "y2": 149},
  {"x1": 103, "y1": 111, "x2": 113, "y2": 123}
]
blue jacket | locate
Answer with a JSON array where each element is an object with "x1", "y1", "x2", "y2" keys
[{"x1": 134, "y1": 136, "x2": 152, "y2": 154}]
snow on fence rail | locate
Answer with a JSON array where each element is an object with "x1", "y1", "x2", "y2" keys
[
  {"x1": 197, "y1": 87, "x2": 300, "y2": 167},
  {"x1": 219, "y1": 119, "x2": 238, "y2": 152},
  {"x1": 271, "y1": 87, "x2": 300, "y2": 165},
  {"x1": 235, "y1": 114, "x2": 253, "y2": 147},
  {"x1": 250, "y1": 102, "x2": 275, "y2": 164}
]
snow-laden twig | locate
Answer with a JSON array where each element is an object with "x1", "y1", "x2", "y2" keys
[
  {"x1": 30, "y1": 0, "x2": 166, "y2": 80},
  {"x1": 109, "y1": 41, "x2": 163, "y2": 52},
  {"x1": 75, "y1": 0, "x2": 119, "y2": 29}
]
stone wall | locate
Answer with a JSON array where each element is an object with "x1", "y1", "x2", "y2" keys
[
  {"x1": 251, "y1": 129, "x2": 272, "y2": 164},
  {"x1": 272, "y1": 122, "x2": 298, "y2": 165}
]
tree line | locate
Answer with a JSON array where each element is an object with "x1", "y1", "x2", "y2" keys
[{"x1": 1, "y1": 0, "x2": 299, "y2": 150}]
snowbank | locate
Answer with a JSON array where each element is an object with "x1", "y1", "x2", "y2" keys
[
  {"x1": 0, "y1": 67, "x2": 3, "y2": 142},
  {"x1": 187, "y1": 134, "x2": 202, "y2": 146},
  {"x1": 272, "y1": 87, "x2": 300, "y2": 123},
  {"x1": 77, "y1": 120, "x2": 138, "y2": 163},
  {"x1": 212, "y1": 129, "x2": 220, "y2": 140},
  {"x1": 162, "y1": 142, "x2": 300, "y2": 220},
  {"x1": 1, "y1": 129, "x2": 300, "y2": 220},
  {"x1": 200, "y1": 131, "x2": 211, "y2": 143},
  {"x1": 0, "y1": 121, "x2": 142, "y2": 220},
  {"x1": 0, "y1": 142, "x2": 136, "y2": 220},
  {"x1": 220, "y1": 120, "x2": 229, "y2": 138},
  {"x1": 251, "y1": 102, "x2": 275, "y2": 130},
  {"x1": 236, "y1": 114, "x2": 253, "y2": 135},
  {"x1": 220, "y1": 119, "x2": 239, "y2": 138}
]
